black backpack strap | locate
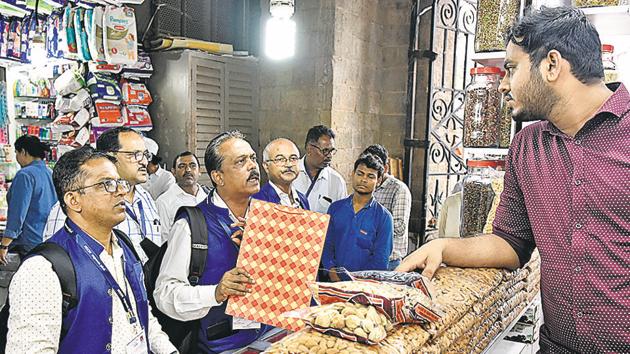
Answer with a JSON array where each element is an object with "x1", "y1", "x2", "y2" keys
[
  {"x1": 113, "y1": 229, "x2": 142, "y2": 262},
  {"x1": 27, "y1": 243, "x2": 77, "y2": 317},
  {"x1": 179, "y1": 206, "x2": 208, "y2": 286}
]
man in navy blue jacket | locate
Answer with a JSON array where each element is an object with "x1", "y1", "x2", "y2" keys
[
  {"x1": 253, "y1": 138, "x2": 309, "y2": 210},
  {"x1": 322, "y1": 153, "x2": 393, "y2": 276}
]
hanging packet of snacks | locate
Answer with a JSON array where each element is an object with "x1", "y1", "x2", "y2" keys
[
  {"x1": 284, "y1": 303, "x2": 394, "y2": 345},
  {"x1": 0, "y1": 15, "x2": 8, "y2": 58},
  {"x1": 8, "y1": 18, "x2": 22, "y2": 60},
  {"x1": 122, "y1": 105, "x2": 152, "y2": 131},
  {"x1": 103, "y1": 6, "x2": 138, "y2": 64},
  {"x1": 121, "y1": 80, "x2": 152, "y2": 105},
  {"x1": 310, "y1": 281, "x2": 443, "y2": 325},
  {"x1": 86, "y1": 71, "x2": 122, "y2": 101},
  {"x1": 88, "y1": 6, "x2": 106, "y2": 61},
  {"x1": 93, "y1": 101, "x2": 123, "y2": 126},
  {"x1": 337, "y1": 268, "x2": 436, "y2": 299}
]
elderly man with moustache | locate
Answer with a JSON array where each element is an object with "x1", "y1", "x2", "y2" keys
[
  {"x1": 252, "y1": 138, "x2": 309, "y2": 209},
  {"x1": 155, "y1": 131, "x2": 270, "y2": 353}
]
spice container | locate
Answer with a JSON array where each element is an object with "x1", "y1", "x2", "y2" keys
[
  {"x1": 602, "y1": 44, "x2": 618, "y2": 84},
  {"x1": 573, "y1": 0, "x2": 620, "y2": 7},
  {"x1": 460, "y1": 160, "x2": 504, "y2": 237},
  {"x1": 475, "y1": 0, "x2": 522, "y2": 53},
  {"x1": 463, "y1": 67, "x2": 503, "y2": 148},
  {"x1": 499, "y1": 97, "x2": 513, "y2": 148}
]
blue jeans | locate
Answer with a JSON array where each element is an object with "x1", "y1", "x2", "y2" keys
[{"x1": 388, "y1": 259, "x2": 401, "y2": 271}]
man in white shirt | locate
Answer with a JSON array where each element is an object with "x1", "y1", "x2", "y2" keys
[
  {"x1": 154, "y1": 131, "x2": 269, "y2": 353},
  {"x1": 293, "y1": 125, "x2": 347, "y2": 213},
  {"x1": 252, "y1": 138, "x2": 309, "y2": 209},
  {"x1": 7, "y1": 146, "x2": 176, "y2": 354},
  {"x1": 156, "y1": 151, "x2": 208, "y2": 242},
  {"x1": 42, "y1": 127, "x2": 163, "y2": 263},
  {"x1": 143, "y1": 155, "x2": 176, "y2": 201}
]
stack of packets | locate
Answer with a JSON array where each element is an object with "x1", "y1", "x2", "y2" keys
[
  {"x1": 267, "y1": 252, "x2": 543, "y2": 354},
  {"x1": 52, "y1": 65, "x2": 92, "y2": 155}
]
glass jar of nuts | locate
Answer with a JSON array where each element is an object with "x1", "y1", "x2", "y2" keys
[
  {"x1": 463, "y1": 67, "x2": 503, "y2": 148},
  {"x1": 475, "y1": 0, "x2": 522, "y2": 53},
  {"x1": 602, "y1": 44, "x2": 618, "y2": 83},
  {"x1": 460, "y1": 159, "x2": 505, "y2": 238}
]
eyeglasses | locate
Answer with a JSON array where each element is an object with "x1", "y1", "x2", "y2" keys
[
  {"x1": 69, "y1": 179, "x2": 131, "y2": 194},
  {"x1": 309, "y1": 144, "x2": 337, "y2": 157},
  {"x1": 112, "y1": 150, "x2": 152, "y2": 162},
  {"x1": 266, "y1": 156, "x2": 300, "y2": 165}
]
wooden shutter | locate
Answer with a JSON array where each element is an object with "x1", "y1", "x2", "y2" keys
[{"x1": 225, "y1": 61, "x2": 259, "y2": 154}]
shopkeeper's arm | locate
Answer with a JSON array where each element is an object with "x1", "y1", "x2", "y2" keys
[{"x1": 397, "y1": 135, "x2": 534, "y2": 278}]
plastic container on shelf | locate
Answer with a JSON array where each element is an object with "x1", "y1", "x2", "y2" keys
[
  {"x1": 602, "y1": 44, "x2": 618, "y2": 84},
  {"x1": 475, "y1": 0, "x2": 522, "y2": 53},
  {"x1": 460, "y1": 159, "x2": 505, "y2": 238},
  {"x1": 463, "y1": 67, "x2": 503, "y2": 148},
  {"x1": 573, "y1": 0, "x2": 622, "y2": 7}
]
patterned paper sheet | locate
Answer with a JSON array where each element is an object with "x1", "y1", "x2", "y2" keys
[{"x1": 226, "y1": 199, "x2": 330, "y2": 332}]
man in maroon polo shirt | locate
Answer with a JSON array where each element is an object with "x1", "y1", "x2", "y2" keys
[{"x1": 398, "y1": 6, "x2": 629, "y2": 353}]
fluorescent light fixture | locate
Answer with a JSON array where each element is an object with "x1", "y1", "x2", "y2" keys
[{"x1": 265, "y1": 17, "x2": 296, "y2": 60}]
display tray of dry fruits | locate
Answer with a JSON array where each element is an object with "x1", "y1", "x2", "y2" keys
[{"x1": 265, "y1": 267, "x2": 537, "y2": 353}]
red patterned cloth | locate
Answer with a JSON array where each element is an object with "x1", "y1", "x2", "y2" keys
[{"x1": 226, "y1": 199, "x2": 330, "y2": 332}]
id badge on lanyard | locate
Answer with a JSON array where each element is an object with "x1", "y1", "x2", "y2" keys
[{"x1": 126, "y1": 331, "x2": 148, "y2": 354}]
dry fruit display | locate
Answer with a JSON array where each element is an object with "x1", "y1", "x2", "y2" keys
[
  {"x1": 461, "y1": 160, "x2": 504, "y2": 237},
  {"x1": 310, "y1": 280, "x2": 443, "y2": 325},
  {"x1": 475, "y1": 0, "x2": 522, "y2": 52},
  {"x1": 602, "y1": 44, "x2": 618, "y2": 83},
  {"x1": 463, "y1": 67, "x2": 503, "y2": 147},
  {"x1": 338, "y1": 268, "x2": 435, "y2": 299},
  {"x1": 286, "y1": 302, "x2": 394, "y2": 345}
]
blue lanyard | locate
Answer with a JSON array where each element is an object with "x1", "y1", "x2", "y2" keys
[
  {"x1": 70, "y1": 224, "x2": 138, "y2": 325},
  {"x1": 125, "y1": 200, "x2": 147, "y2": 237}
]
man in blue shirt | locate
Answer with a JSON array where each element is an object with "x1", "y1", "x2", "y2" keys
[
  {"x1": 322, "y1": 153, "x2": 393, "y2": 275},
  {"x1": 253, "y1": 138, "x2": 309, "y2": 209},
  {"x1": 2, "y1": 135, "x2": 56, "y2": 259}
]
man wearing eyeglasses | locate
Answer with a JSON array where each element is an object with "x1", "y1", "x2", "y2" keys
[
  {"x1": 43, "y1": 127, "x2": 163, "y2": 263},
  {"x1": 6, "y1": 146, "x2": 177, "y2": 354},
  {"x1": 156, "y1": 151, "x2": 208, "y2": 242},
  {"x1": 293, "y1": 125, "x2": 347, "y2": 214},
  {"x1": 253, "y1": 138, "x2": 309, "y2": 209}
]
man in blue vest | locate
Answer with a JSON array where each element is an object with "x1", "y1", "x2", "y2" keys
[
  {"x1": 155, "y1": 131, "x2": 269, "y2": 353},
  {"x1": 6, "y1": 146, "x2": 176, "y2": 353},
  {"x1": 253, "y1": 138, "x2": 309, "y2": 209}
]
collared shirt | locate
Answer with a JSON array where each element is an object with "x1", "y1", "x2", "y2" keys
[
  {"x1": 156, "y1": 183, "x2": 207, "y2": 242},
  {"x1": 141, "y1": 167, "x2": 176, "y2": 200},
  {"x1": 373, "y1": 175, "x2": 411, "y2": 261},
  {"x1": 43, "y1": 185, "x2": 162, "y2": 263},
  {"x1": 493, "y1": 83, "x2": 630, "y2": 353},
  {"x1": 293, "y1": 158, "x2": 348, "y2": 213},
  {"x1": 5, "y1": 160, "x2": 56, "y2": 251},
  {"x1": 154, "y1": 192, "x2": 230, "y2": 322},
  {"x1": 269, "y1": 181, "x2": 301, "y2": 208},
  {"x1": 322, "y1": 195, "x2": 393, "y2": 272},
  {"x1": 7, "y1": 232, "x2": 176, "y2": 354}
]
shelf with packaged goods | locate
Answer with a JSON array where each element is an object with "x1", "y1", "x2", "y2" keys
[
  {"x1": 472, "y1": 6, "x2": 630, "y2": 67},
  {"x1": 482, "y1": 293, "x2": 541, "y2": 354}
]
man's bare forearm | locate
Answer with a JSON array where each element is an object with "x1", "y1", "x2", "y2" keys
[{"x1": 441, "y1": 234, "x2": 520, "y2": 269}]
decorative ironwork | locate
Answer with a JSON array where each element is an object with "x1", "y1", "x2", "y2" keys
[{"x1": 422, "y1": 0, "x2": 478, "y2": 236}]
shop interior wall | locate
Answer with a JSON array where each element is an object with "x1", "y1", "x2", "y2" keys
[{"x1": 259, "y1": 0, "x2": 414, "y2": 188}]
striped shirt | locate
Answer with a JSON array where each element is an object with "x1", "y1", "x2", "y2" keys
[
  {"x1": 43, "y1": 185, "x2": 162, "y2": 264},
  {"x1": 373, "y1": 175, "x2": 411, "y2": 261}
]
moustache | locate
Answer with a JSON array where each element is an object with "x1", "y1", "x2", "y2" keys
[
  {"x1": 282, "y1": 168, "x2": 296, "y2": 174},
  {"x1": 247, "y1": 170, "x2": 260, "y2": 181},
  {"x1": 183, "y1": 173, "x2": 194, "y2": 178}
]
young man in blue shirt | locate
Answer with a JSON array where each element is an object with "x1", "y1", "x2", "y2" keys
[{"x1": 322, "y1": 153, "x2": 393, "y2": 277}]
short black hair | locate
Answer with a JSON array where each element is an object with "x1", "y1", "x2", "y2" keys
[
  {"x1": 362, "y1": 144, "x2": 388, "y2": 166},
  {"x1": 305, "y1": 125, "x2": 336, "y2": 148},
  {"x1": 96, "y1": 127, "x2": 139, "y2": 152},
  {"x1": 506, "y1": 6, "x2": 604, "y2": 84},
  {"x1": 52, "y1": 146, "x2": 116, "y2": 213},
  {"x1": 149, "y1": 155, "x2": 163, "y2": 166},
  {"x1": 172, "y1": 151, "x2": 200, "y2": 169},
  {"x1": 354, "y1": 153, "x2": 384, "y2": 178},
  {"x1": 14, "y1": 135, "x2": 51, "y2": 159},
  {"x1": 204, "y1": 131, "x2": 245, "y2": 186}
]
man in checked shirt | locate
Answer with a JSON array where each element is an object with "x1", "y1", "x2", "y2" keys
[{"x1": 398, "y1": 6, "x2": 630, "y2": 353}]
